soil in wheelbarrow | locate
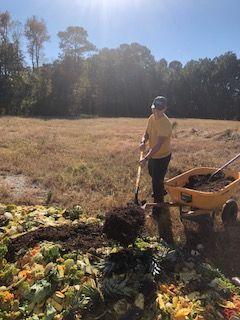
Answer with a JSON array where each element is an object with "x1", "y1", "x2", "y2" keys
[
  {"x1": 184, "y1": 172, "x2": 235, "y2": 192},
  {"x1": 103, "y1": 205, "x2": 145, "y2": 247}
]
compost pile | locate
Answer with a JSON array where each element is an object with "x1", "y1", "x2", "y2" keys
[
  {"x1": 184, "y1": 173, "x2": 235, "y2": 192},
  {"x1": 103, "y1": 205, "x2": 145, "y2": 246},
  {"x1": 1, "y1": 203, "x2": 240, "y2": 320}
]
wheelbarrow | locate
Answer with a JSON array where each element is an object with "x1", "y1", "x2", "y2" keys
[{"x1": 142, "y1": 166, "x2": 240, "y2": 226}]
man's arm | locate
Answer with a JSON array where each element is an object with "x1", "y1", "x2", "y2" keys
[
  {"x1": 140, "y1": 135, "x2": 166, "y2": 165},
  {"x1": 139, "y1": 132, "x2": 149, "y2": 151},
  {"x1": 141, "y1": 132, "x2": 149, "y2": 144}
]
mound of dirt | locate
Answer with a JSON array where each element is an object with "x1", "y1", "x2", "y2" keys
[
  {"x1": 7, "y1": 222, "x2": 107, "y2": 261},
  {"x1": 184, "y1": 173, "x2": 235, "y2": 192},
  {"x1": 103, "y1": 205, "x2": 145, "y2": 246}
]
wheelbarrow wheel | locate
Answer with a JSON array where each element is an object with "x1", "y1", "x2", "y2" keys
[{"x1": 221, "y1": 199, "x2": 238, "y2": 225}]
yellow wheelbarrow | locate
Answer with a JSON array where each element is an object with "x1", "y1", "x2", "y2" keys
[{"x1": 143, "y1": 166, "x2": 240, "y2": 226}]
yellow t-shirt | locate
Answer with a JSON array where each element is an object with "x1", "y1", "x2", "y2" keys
[{"x1": 146, "y1": 114, "x2": 172, "y2": 159}]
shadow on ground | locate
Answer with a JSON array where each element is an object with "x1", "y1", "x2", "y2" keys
[
  {"x1": 183, "y1": 217, "x2": 240, "y2": 277},
  {"x1": 145, "y1": 208, "x2": 240, "y2": 277}
]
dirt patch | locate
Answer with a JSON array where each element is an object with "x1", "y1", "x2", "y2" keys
[
  {"x1": 184, "y1": 173, "x2": 235, "y2": 192},
  {"x1": 7, "y1": 222, "x2": 107, "y2": 261},
  {"x1": 103, "y1": 205, "x2": 145, "y2": 246},
  {"x1": 0, "y1": 171, "x2": 47, "y2": 204}
]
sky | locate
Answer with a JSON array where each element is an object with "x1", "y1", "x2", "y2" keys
[{"x1": 1, "y1": 0, "x2": 240, "y2": 65}]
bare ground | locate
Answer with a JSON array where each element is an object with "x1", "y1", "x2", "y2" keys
[{"x1": 0, "y1": 170, "x2": 48, "y2": 204}]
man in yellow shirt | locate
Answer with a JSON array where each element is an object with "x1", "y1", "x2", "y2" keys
[{"x1": 140, "y1": 96, "x2": 172, "y2": 208}]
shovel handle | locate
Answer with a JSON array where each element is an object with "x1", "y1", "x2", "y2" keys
[
  {"x1": 135, "y1": 151, "x2": 144, "y2": 192},
  {"x1": 209, "y1": 152, "x2": 240, "y2": 181}
]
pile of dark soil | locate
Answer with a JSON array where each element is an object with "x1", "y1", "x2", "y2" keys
[
  {"x1": 103, "y1": 205, "x2": 145, "y2": 246},
  {"x1": 7, "y1": 222, "x2": 107, "y2": 261},
  {"x1": 184, "y1": 173, "x2": 235, "y2": 192}
]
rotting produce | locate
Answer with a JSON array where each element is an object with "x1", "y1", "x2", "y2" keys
[{"x1": 0, "y1": 203, "x2": 240, "y2": 319}]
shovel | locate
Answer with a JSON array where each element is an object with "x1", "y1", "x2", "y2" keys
[
  {"x1": 208, "y1": 152, "x2": 240, "y2": 182},
  {"x1": 134, "y1": 151, "x2": 144, "y2": 205}
]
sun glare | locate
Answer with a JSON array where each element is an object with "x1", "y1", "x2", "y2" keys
[
  {"x1": 92, "y1": 0, "x2": 141, "y2": 7},
  {"x1": 73, "y1": 0, "x2": 143, "y2": 11}
]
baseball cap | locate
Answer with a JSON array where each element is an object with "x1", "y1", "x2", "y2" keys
[{"x1": 151, "y1": 96, "x2": 167, "y2": 109}]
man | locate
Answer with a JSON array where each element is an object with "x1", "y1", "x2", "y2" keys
[{"x1": 140, "y1": 96, "x2": 172, "y2": 210}]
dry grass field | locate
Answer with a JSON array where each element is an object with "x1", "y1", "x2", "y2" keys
[{"x1": 0, "y1": 116, "x2": 240, "y2": 275}]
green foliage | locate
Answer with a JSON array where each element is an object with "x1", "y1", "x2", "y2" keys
[
  {"x1": 63, "y1": 284, "x2": 101, "y2": 317},
  {"x1": 198, "y1": 263, "x2": 225, "y2": 282},
  {"x1": 63, "y1": 205, "x2": 84, "y2": 221},
  {"x1": 0, "y1": 263, "x2": 19, "y2": 286},
  {"x1": 103, "y1": 275, "x2": 137, "y2": 299},
  {"x1": 17, "y1": 281, "x2": 31, "y2": 298},
  {"x1": 216, "y1": 277, "x2": 240, "y2": 295},
  {"x1": 81, "y1": 284, "x2": 103, "y2": 310},
  {"x1": 40, "y1": 244, "x2": 60, "y2": 263},
  {"x1": 44, "y1": 304, "x2": 56, "y2": 320},
  {"x1": 0, "y1": 244, "x2": 8, "y2": 259},
  {"x1": 28, "y1": 279, "x2": 52, "y2": 305}
]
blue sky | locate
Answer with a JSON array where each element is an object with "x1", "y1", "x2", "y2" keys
[{"x1": 1, "y1": 0, "x2": 240, "y2": 65}]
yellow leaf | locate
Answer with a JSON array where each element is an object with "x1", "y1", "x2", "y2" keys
[
  {"x1": 218, "y1": 300, "x2": 236, "y2": 309},
  {"x1": 172, "y1": 296, "x2": 179, "y2": 308},
  {"x1": 174, "y1": 307, "x2": 192, "y2": 320},
  {"x1": 156, "y1": 293, "x2": 165, "y2": 309}
]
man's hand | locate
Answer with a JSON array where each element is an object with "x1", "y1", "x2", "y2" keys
[
  {"x1": 139, "y1": 142, "x2": 145, "y2": 151},
  {"x1": 140, "y1": 157, "x2": 148, "y2": 167}
]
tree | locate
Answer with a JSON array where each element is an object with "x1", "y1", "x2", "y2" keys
[
  {"x1": 169, "y1": 60, "x2": 182, "y2": 72},
  {"x1": 46, "y1": 26, "x2": 97, "y2": 116},
  {"x1": 0, "y1": 11, "x2": 12, "y2": 43},
  {"x1": 24, "y1": 16, "x2": 50, "y2": 69},
  {"x1": 90, "y1": 43, "x2": 156, "y2": 117},
  {"x1": 58, "y1": 26, "x2": 96, "y2": 61},
  {"x1": 0, "y1": 11, "x2": 25, "y2": 115}
]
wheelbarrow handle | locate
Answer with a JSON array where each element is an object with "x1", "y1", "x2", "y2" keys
[{"x1": 208, "y1": 152, "x2": 240, "y2": 181}]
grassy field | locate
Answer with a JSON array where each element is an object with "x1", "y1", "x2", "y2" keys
[
  {"x1": 0, "y1": 116, "x2": 239, "y2": 209},
  {"x1": 0, "y1": 116, "x2": 240, "y2": 275}
]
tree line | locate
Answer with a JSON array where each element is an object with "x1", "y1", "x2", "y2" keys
[{"x1": 0, "y1": 11, "x2": 239, "y2": 119}]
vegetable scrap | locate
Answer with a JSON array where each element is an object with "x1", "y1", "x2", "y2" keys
[{"x1": 0, "y1": 203, "x2": 240, "y2": 319}]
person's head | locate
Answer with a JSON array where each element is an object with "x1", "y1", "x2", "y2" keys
[{"x1": 151, "y1": 96, "x2": 167, "y2": 118}]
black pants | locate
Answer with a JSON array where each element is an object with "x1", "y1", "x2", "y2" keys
[{"x1": 148, "y1": 154, "x2": 171, "y2": 203}]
